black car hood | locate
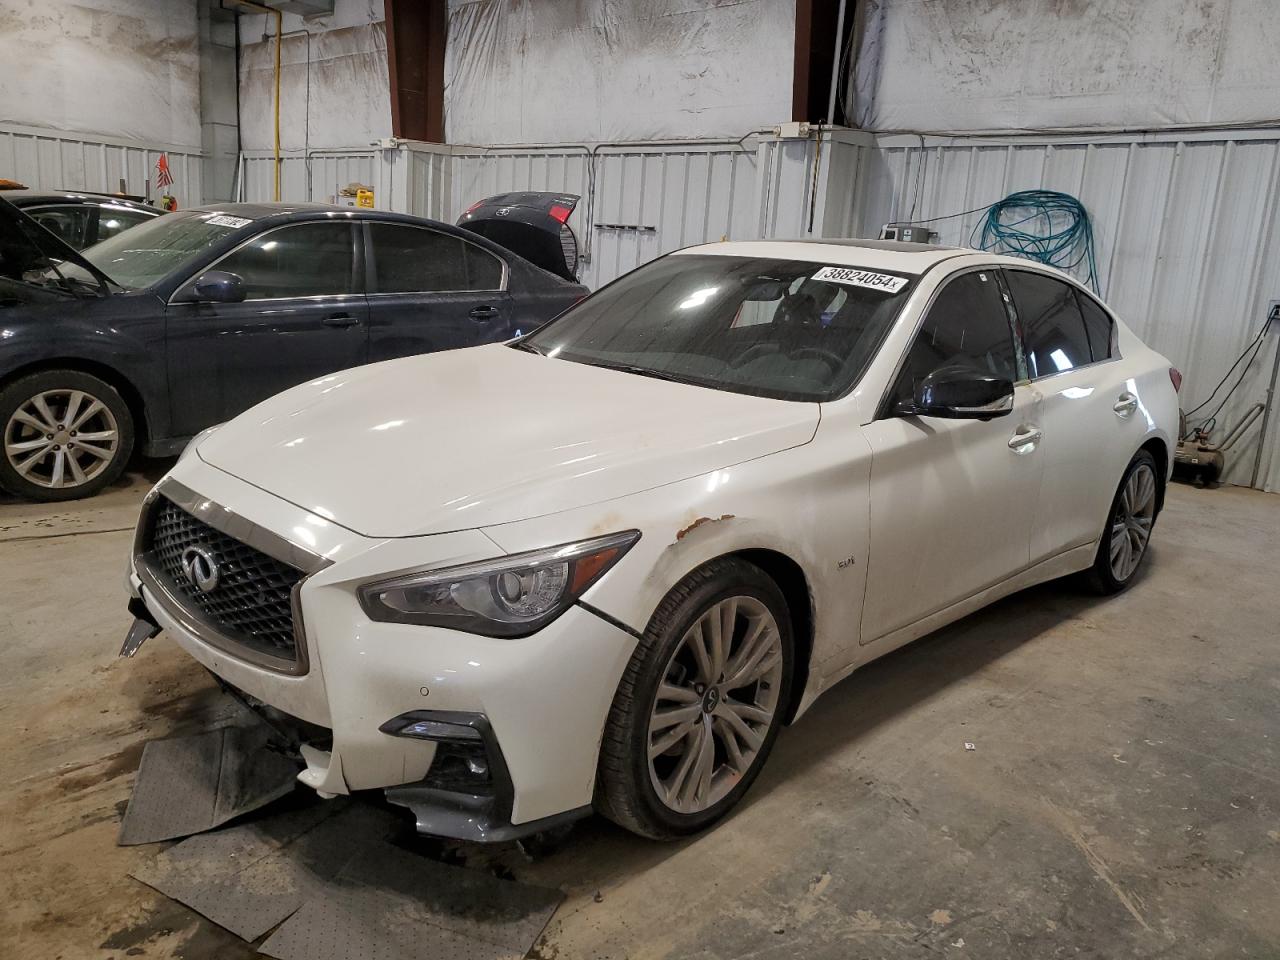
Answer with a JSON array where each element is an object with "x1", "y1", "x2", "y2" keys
[{"x1": 0, "y1": 195, "x2": 114, "y2": 292}]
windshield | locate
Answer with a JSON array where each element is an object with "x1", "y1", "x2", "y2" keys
[
  {"x1": 524, "y1": 254, "x2": 917, "y2": 402},
  {"x1": 58, "y1": 210, "x2": 256, "y2": 290}
]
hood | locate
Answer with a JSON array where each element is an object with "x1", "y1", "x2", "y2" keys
[
  {"x1": 457, "y1": 192, "x2": 580, "y2": 282},
  {"x1": 198, "y1": 344, "x2": 819, "y2": 538},
  {"x1": 0, "y1": 196, "x2": 114, "y2": 292}
]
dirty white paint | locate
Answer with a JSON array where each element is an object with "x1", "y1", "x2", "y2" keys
[
  {"x1": 852, "y1": 0, "x2": 1280, "y2": 133},
  {"x1": 445, "y1": 0, "x2": 795, "y2": 145},
  {"x1": 237, "y1": 0, "x2": 391, "y2": 153},
  {"x1": 0, "y1": 0, "x2": 201, "y2": 148}
]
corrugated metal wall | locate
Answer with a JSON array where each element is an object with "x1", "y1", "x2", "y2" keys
[
  {"x1": 239, "y1": 149, "x2": 380, "y2": 205},
  {"x1": 867, "y1": 130, "x2": 1280, "y2": 492},
  {"x1": 234, "y1": 128, "x2": 1280, "y2": 492},
  {"x1": 0, "y1": 122, "x2": 203, "y2": 209}
]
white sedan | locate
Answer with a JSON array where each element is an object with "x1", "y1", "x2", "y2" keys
[{"x1": 123, "y1": 240, "x2": 1180, "y2": 841}]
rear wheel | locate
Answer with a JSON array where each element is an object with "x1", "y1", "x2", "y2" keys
[
  {"x1": 0, "y1": 370, "x2": 134, "y2": 501},
  {"x1": 1086, "y1": 449, "x2": 1159, "y2": 594},
  {"x1": 596, "y1": 558, "x2": 794, "y2": 839}
]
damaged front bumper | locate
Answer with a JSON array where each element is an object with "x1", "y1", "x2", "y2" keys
[{"x1": 122, "y1": 463, "x2": 639, "y2": 842}]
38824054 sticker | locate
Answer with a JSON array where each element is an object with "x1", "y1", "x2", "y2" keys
[{"x1": 811, "y1": 266, "x2": 909, "y2": 294}]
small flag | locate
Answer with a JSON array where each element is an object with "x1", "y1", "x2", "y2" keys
[{"x1": 155, "y1": 153, "x2": 174, "y2": 190}]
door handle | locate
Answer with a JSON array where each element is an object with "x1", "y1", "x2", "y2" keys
[
  {"x1": 1008, "y1": 426, "x2": 1043, "y2": 452},
  {"x1": 1114, "y1": 392, "x2": 1138, "y2": 417},
  {"x1": 469, "y1": 305, "x2": 500, "y2": 321},
  {"x1": 322, "y1": 312, "x2": 361, "y2": 328}
]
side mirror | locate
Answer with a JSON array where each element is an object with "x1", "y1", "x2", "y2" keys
[
  {"x1": 191, "y1": 270, "x2": 245, "y2": 303},
  {"x1": 901, "y1": 361, "x2": 1014, "y2": 419}
]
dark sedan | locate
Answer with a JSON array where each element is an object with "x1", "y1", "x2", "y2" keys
[
  {"x1": 0, "y1": 197, "x2": 587, "y2": 501},
  {"x1": 3, "y1": 189, "x2": 162, "y2": 249}
]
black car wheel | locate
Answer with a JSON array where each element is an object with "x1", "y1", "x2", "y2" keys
[
  {"x1": 0, "y1": 370, "x2": 134, "y2": 501},
  {"x1": 596, "y1": 558, "x2": 794, "y2": 839}
]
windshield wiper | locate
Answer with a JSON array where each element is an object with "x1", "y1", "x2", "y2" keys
[
  {"x1": 508, "y1": 339, "x2": 544, "y2": 356},
  {"x1": 578, "y1": 359, "x2": 693, "y2": 385}
]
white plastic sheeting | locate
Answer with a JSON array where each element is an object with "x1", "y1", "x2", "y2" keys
[
  {"x1": 852, "y1": 0, "x2": 1280, "y2": 134},
  {"x1": 0, "y1": 122, "x2": 203, "y2": 208},
  {"x1": 444, "y1": 0, "x2": 794, "y2": 145},
  {"x1": 864, "y1": 131, "x2": 1280, "y2": 491},
  {"x1": 0, "y1": 0, "x2": 201, "y2": 148},
  {"x1": 237, "y1": 0, "x2": 392, "y2": 152}
]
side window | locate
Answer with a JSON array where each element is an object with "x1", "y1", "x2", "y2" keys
[
  {"x1": 1074, "y1": 289, "x2": 1116, "y2": 362},
  {"x1": 1005, "y1": 270, "x2": 1091, "y2": 377},
  {"x1": 368, "y1": 223, "x2": 504, "y2": 293},
  {"x1": 217, "y1": 222, "x2": 356, "y2": 299},
  {"x1": 889, "y1": 270, "x2": 1017, "y2": 408},
  {"x1": 96, "y1": 208, "x2": 155, "y2": 243},
  {"x1": 28, "y1": 206, "x2": 92, "y2": 249}
]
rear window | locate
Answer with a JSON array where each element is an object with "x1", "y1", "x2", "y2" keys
[{"x1": 1005, "y1": 269, "x2": 1092, "y2": 378}]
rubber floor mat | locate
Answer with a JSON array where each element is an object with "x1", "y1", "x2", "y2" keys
[
  {"x1": 118, "y1": 721, "x2": 300, "y2": 845},
  {"x1": 259, "y1": 842, "x2": 564, "y2": 960},
  {"x1": 131, "y1": 801, "x2": 399, "y2": 941}
]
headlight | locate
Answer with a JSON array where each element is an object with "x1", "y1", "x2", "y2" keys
[
  {"x1": 179, "y1": 423, "x2": 223, "y2": 462},
  {"x1": 357, "y1": 530, "x2": 640, "y2": 637}
]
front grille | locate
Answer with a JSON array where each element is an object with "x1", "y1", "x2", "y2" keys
[{"x1": 143, "y1": 497, "x2": 303, "y2": 664}]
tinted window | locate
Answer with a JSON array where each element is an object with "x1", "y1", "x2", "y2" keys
[
  {"x1": 1074, "y1": 289, "x2": 1115, "y2": 362},
  {"x1": 890, "y1": 270, "x2": 1016, "y2": 407},
  {"x1": 70, "y1": 210, "x2": 257, "y2": 290},
  {"x1": 28, "y1": 206, "x2": 91, "y2": 248},
  {"x1": 526, "y1": 254, "x2": 915, "y2": 402},
  {"x1": 218, "y1": 222, "x2": 356, "y2": 299},
  {"x1": 96, "y1": 207, "x2": 154, "y2": 242},
  {"x1": 1006, "y1": 270, "x2": 1091, "y2": 378},
  {"x1": 369, "y1": 223, "x2": 503, "y2": 293}
]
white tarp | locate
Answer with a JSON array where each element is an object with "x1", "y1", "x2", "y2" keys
[
  {"x1": 0, "y1": 0, "x2": 201, "y2": 148},
  {"x1": 852, "y1": 0, "x2": 1280, "y2": 133},
  {"x1": 445, "y1": 0, "x2": 795, "y2": 145}
]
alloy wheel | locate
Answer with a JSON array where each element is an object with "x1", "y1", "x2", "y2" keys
[
  {"x1": 646, "y1": 596, "x2": 784, "y2": 814},
  {"x1": 3, "y1": 389, "x2": 120, "y2": 490},
  {"x1": 1110, "y1": 462, "x2": 1156, "y2": 581}
]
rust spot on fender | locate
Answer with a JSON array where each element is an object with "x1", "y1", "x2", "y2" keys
[{"x1": 675, "y1": 514, "x2": 736, "y2": 541}]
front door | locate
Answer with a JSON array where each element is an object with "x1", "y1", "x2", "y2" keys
[
  {"x1": 860, "y1": 267, "x2": 1045, "y2": 644},
  {"x1": 165, "y1": 220, "x2": 368, "y2": 437},
  {"x1": 363, "y1": 221, "x2": 514, "y2": 363}
]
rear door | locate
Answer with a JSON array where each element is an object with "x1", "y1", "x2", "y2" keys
[
  {"x1": 363, "y1": 220, "x2": 514, "y2": 362},
  {"x1": 1003, "y1": 268, "x2": 1142, "y2": 562},
  {"x1": 165, "y1": 219, "x2": 368, "y2": 435},
  {"x1": 860, "y1": 267, "x2": 1045, "y2": 643}
]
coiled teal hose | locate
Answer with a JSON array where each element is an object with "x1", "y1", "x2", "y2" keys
[{"x1": 970, "y1": 190, "x2": 1100, "y2": 292}]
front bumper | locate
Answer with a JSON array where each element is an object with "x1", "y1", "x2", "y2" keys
[{"x1": 125, "y1": 460, "x2": 639, "y2": 838}]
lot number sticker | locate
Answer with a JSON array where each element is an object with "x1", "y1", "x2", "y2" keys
[
  {"x1": 812, "y1": 266, "x2": 908, "y2": 293},
  {"x1": 204, "y1": 214, "x2": 253, "y2": 229}
]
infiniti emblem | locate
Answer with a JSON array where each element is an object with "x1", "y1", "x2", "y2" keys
[{"x1": 181, "y1": 545, "x2": 220, "y2": 594}]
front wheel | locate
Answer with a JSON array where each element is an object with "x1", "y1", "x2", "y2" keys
[
  {"x1": 596, "y1": 558, "x2": 794, "y2": 840},
  {"x1": 1086, "y1": 449, "x2": 1159, "y2": 594},
  {"x1": 0, "y1": 370, "x2": 135, "y2": 502}
]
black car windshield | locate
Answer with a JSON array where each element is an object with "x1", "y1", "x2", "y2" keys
[
  {"x1": 524, "y1": 254, "x2": 917, "y2": 402},
  {"x1": 55, "y1": 210, "x2": 256, "y2": 290}
]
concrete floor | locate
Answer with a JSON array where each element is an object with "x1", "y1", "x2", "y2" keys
[{"x1": 1, "y1": 466, "x2": 1278, "y2": 959}]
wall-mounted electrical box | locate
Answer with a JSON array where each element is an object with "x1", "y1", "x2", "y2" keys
[
  {"x1": 879, "y1": 224, "x2": 933, "y2": 243},
  {"x1": 774, "y1": 122, "x2": 813, "y2": 140}
]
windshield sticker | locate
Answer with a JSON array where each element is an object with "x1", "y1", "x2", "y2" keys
[
  {"x1": 204, "y1": 214, "x2": 253, "y2": 229},
  {"x1": 811, "y1": 266, "x2": 909, "y2": 293}
]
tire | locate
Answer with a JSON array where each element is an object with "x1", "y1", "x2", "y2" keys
[
  {"x1": 0, "y1": 369, "x2": 135, "y2": 502},
  {"x1": 596, "y1": 557, "x2": 795, "y2": 840},
  {"x1": 1085, "y1": 449, "x2": 1160, "y2": 594}
]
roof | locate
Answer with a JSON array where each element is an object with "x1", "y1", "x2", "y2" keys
[
  {"x1": 186, "y1": 201, "x2": 350, "y2": 219},
  {"x1": 675, "y1": 238, "x2": 975, "y2": 274},
  {"x1": 1, "y1": 189, "x2": 158, "y2": 211}
]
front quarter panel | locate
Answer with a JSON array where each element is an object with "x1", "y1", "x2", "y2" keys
[{"x1": 481, "y1": 406, "x2": 875, "y2": 719}]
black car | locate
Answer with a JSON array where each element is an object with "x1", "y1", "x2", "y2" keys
[
  {"x1": 3, "y1": 189, "x2": 162, "y2": 249},
  {"x1": 0, "y1": 195, "x2": 587, "y2": 501}
]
